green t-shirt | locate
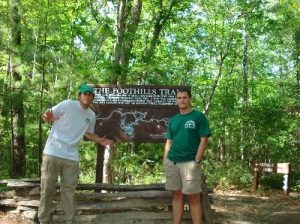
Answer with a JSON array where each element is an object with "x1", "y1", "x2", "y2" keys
[{"x1": 166, "y1": 109, "x2": 211, "y2": 163}]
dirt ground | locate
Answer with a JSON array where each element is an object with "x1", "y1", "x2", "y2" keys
[
  {"x1": 212, "y1": 190, "x2": 300, "y2": 224},
  {"x1": 1, "y1": 190, "x2": 299, "y2": 224}
]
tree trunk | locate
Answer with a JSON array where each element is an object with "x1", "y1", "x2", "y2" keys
[
  {"x1": 120, "y1": 0, "x2": 143, "y2": 84},
  {"x1": 112, "y1": 0, "x2": 126, "y2": 83},
  {"x1": 242, "y1": 27, "x2": 249, "y2": 104},
  {"x1": 8, "y1": 0, "x2": 26, "y2": 177},
  {"x1": 100, "y1": 0, "x2": 143, "y2": 183},
  {"x1": 241, "y1": 23, "x2": 249, "y2": 161},
  {"x1": 38, "y1": 0, "x2": 49, "y2": 176},
  {"x1": 113, "y1": 0, "x2": 143, "y2": 84},
  {"x1": 219, "y1": 135, "x2": 226, "y2": 161},
  {"x1": 204, "y1": 27, "x2": 237, "y2": 115},
  {"x1": 204, "y1": 58, "x2": 225, "y2": 116},
  {"x1": 204, "y1": 7, "x2": 241, "y2": 115},
  {"x1": 143, "y1": 0, "x2": 178, "y2": 64},
  {"x1": 294, "y1": 28, "x2": 300, "y2": 94},
  {"x1": 98, "y1": 0, "x2": 143, "y2": 184}
]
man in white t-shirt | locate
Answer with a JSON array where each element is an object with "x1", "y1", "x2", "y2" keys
[{"x1": 38, "y1": 84, "x2": 113, "y2": 224}]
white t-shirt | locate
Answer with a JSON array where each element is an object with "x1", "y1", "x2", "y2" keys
[{"x1": 43, "y1": 100, "x2": 96, "y2": 161}]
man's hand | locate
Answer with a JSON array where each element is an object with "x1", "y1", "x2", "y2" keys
[
  {"x1": 42, "y1": 109, "x2": 58, "y2": 122},
  {"x1": 163, "y1": 139, "x2": 172, "y2": 161},
  {"x1": 98, "y1": 135, "x2": 114, "y2": 147},
  {"x1": 84, "y1": 133, "x2": 114, "y2": 148}
]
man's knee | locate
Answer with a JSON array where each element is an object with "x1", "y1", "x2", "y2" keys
[
  {"x1": 188, "y1": 193, "x2": 201, "y2": 205},
  {"x1": 172, "y1": 191, "x2": 184, "y2": 200}
]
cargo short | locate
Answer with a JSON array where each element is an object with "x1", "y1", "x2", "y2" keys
[{"x1": 163, "y1": 157, "x2": 202, "y2": 195}]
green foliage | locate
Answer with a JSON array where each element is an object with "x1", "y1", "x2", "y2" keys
[
  {"x1": 111, "y1": 143, "x2": 165, "y2": 184},
  {"x1": 203, "y1": 158, "x2": 253, "y2": 190},
  {"x1": 78, "y1": 141, "x2": 97, "y2": 183},
  {"x1": 0, "y1": 184, "x2": 9, "y2": 192},
  {"x1": 0, "y1": 0, "x2": 299, "y2": 193},
  {"x1": 259, "y1": 173, "x2": 286, "y2": 190}
]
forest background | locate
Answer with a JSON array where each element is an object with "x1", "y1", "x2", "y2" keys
[{"x1": 0, "y1": 0, "x2": 299, "y2": 192}]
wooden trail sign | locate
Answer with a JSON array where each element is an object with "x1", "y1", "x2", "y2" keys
[
  {"x1": 91, "y1": 84, "x2": 191, "y2": 143},
  {"x1": 252, "y1": 162, "x2": 291, "y2": 195},
  {"x1": 90, "y1": 85, "x2": 192, "y2": 183}
]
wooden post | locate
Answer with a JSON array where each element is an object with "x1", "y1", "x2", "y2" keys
[
  {"x1": 252, "y1": 162, "x2": 291, "y2": 195},
  {"x1": 200, "y1": 173, "x2": 213, "y2": 224},
  {"x1": 253, "y1": 171, "x2": 260, "y2": 193},
  {"x1": 276, "y1": 163, "x2": 291, "y2": 195},
  {"x1": 95, "y1": 145, "x2": 105, "y2": 183},
  {"x1": 252, "y1": 162, "x2": 260, "y2": 193}
]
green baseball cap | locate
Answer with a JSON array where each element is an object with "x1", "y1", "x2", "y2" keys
[{"x1": 79, "y1": 84, "x2": 94, "y2": 95}]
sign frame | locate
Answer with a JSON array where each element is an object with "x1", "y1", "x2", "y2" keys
[
  {"x1": 91, "y1": 84, "x2": 191, "y2": 143},
  {"x1": 252, "y1": 162, "x2": 291, "y2": 195}
]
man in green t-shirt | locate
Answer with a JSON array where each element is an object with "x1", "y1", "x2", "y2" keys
[{"x1": 163, "y1": 88, "x2": 211, "y2": 224}]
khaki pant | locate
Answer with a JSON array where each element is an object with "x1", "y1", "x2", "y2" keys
[
  {"x1": 38, "y1": 154, "x2": 79, "y2": 224},
  {"x1": 164, "y1": 158, "x2": 202, "y2": 194}
]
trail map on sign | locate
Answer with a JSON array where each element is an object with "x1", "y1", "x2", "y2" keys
[{"x1": 91, "y1": 85, "x2": 190, "y2": 143}]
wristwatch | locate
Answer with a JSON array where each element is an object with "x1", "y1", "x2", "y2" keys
[{"x1": 194, "y1": 158, "x2": 202, "y2": 164}]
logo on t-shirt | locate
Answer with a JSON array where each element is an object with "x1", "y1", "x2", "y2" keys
[
  {"x1": 185, "y1": 120, "x2": 195, "y2": 129},
  {"x1": 85, "y1": 118, "x2": 91, "y2": 124}
]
